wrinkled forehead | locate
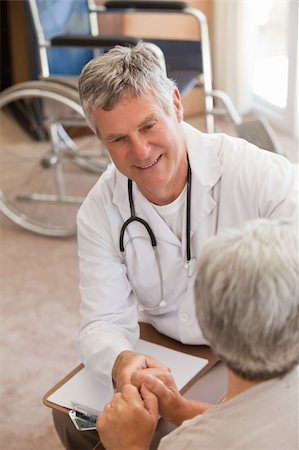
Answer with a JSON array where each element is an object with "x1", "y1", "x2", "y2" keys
[{"x1": 91, "y1": 91, "x2": 168, "y2": 138}]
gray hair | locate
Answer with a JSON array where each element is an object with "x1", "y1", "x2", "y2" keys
[
  {"x1": 195, "y1": 218, "x2": 299, "y2": 380},
  {"x1": 78, "y1": 42, "x2": 177, "y2": 135}
]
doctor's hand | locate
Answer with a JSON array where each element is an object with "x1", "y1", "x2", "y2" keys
[
  {"x1": 97, "y1": 383, "x2": 159, "y2": 450},
  {"x1": 141, "y1": 374, "x2": 215, "y2": 426},
  {"x1": 112, "y1": 350, "x2": 170, "y2": 391}
]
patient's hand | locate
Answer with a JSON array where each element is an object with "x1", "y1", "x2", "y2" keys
[
  {"x1": 140, "y1": 373, "x2": 215, "y2": 426},
  {"x1": 131, "y1": 367, "x2": 174, "y2": 390},
  {"x1": 97, "y1": 384, "x2": 159, "y2": 450}
]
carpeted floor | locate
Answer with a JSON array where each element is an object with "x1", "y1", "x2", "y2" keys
[
  {"x1": 0, "y1": 213, "x2": 80, "y2": 450},
  {"x1": 0, "y1": 110, "x2": 297, "y2": 450}
]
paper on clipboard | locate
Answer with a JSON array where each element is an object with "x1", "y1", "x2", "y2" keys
[{"x1": 46, "y1": 339, "x2": 208, "y2": 414}]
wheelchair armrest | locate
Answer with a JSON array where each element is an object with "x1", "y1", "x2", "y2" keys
[
  {"x1": 104, "y1": 1, "x2": 189, "y2": 11},
  {"x1": 50, "y1": 35, "x2": 139, "y2": 48}
]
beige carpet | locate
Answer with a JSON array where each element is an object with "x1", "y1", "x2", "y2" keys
[
  {"x1": 0, "y1": 112, "x2": 297, "y2": 450},
  {"x1": 0, "y1": 214, "x2": 80, "y2": 450}
]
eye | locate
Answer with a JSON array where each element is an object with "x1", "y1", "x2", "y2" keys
[
  {"x1": 108, "y1": 135, "x2": 125, "y2": 144},
  {"x1": 142, "y1": 122, "x2": 156, "y2": 132}
]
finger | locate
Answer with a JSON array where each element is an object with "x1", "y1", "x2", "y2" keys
[
  {"x1": 107, "y1": 392, "x2": 122, "y2": 408},
  {"x1": 104, "y1": 402, "x2": 111, "y2": 411},
  {"x1": 140, "y1": 384, "x2": 159, "y2": 419},
  {"x1": 132, "y1": 368, "x2": 175, "y2": 390},
  {"x1": 121, "y1": 383, "x2": 144, "y2": 406},
  {"x1": 142, "y1": 374, "x2": 171, "y2": 400},
  {"x1": 131, "y1": 368, "x2": 167, "y2": 387}
]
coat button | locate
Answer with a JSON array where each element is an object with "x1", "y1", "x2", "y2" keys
[{"x1": 180, "y1": 313, "x2": 190, "y2": 322}]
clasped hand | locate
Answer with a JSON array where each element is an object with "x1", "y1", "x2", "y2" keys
[
  {"x1": 97, "y1": 350, "x2": 192, "y2": 450},
  {"x1": 97, "y1": 351, "x2": 214, "y2": 449}
]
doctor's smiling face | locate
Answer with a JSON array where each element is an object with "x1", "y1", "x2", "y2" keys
[{"x1": 92, "y1": 88, "x2": 188, "y2": 206}]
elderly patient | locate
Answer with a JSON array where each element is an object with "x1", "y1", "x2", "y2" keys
[{"x1": 97, "y1": 218, "x2": 299, "y2": 450}]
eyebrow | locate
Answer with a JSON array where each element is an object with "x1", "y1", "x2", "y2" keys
[{"x1": 104, "y1": 114, "x2": 157, "y2": 142}]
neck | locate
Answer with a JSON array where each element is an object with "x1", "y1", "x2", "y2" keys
[
  {"x1": 223, "y1": 368, "x2": 262, "y2": 402},
  {"x1": 139, "y1": 153, "x2": 189, "y2": 206}
]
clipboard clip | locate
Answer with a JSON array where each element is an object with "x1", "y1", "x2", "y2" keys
[
  {"x1": 71, "y1": 401, "x2": 100, "y2": 417},
  {"x1": 69, "y1": 401, "x2": 99, "y2": 432}
]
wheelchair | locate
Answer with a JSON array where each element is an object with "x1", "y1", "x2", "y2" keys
[{"x1": 0, "y1": 0, "x2": 282, "y2": 237}]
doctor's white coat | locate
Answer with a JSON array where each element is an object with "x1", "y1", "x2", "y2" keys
[{"x1": 77, "y1": 122, "x2": 298, "y2": 388}]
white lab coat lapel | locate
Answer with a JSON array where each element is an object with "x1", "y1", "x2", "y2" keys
[{"x1": 181, "y1": 122, "x2": 222, "y2": 256}]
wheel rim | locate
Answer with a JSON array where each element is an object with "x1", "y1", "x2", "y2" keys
[{"x1": 0, "y1": 84, "x2": 109, "y2": 236}]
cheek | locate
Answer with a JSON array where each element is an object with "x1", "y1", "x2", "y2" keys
[
  {"x1": 107, "y1": 148, "x2": 130, "y2": 172},
  {"x1": 154, "y1": 128, "x2": 172, "y2": 147},
  {"x1": 158, "y1": 117, "x2": 180, "y2": 142}
]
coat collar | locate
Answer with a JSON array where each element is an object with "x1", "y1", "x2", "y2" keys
[{"x1": 183, "y1": 121, "x2": 222, "y2": 189}]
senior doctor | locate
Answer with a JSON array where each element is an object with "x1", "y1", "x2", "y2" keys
[
  {"x1": 53, "y1": 42, "x2": 297, "y2": 450},
  {"x1": 77, "y1": 41, "x2": 297, "y2": 388}
]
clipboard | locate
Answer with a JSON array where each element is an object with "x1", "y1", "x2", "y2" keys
[{"x1": 43, "y1": 323, "x2": 219, "y2": 414}]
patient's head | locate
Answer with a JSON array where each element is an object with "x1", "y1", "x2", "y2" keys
[
  {"x1": 78, "y1": 41, "x2": 176, "y2": 134},
  {"x1": 195, "y1": 218, "x2": 299, "y2": 380}
]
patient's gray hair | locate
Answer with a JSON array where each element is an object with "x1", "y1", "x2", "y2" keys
[
  {"x1": 78, "y1": 42, "x2": 176, "y2": 135},
  {"x1": 195, "y1": 218, "x2": 299, "y2": 380}
]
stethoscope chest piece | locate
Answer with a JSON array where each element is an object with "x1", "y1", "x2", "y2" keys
[{"x1": 185, "y1": 257, "x2": 197, "y2": 278}]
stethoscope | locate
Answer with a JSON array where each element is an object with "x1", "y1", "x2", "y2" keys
[{"x1": 119, "y1": 157, "x2": 194, "y2": 311}]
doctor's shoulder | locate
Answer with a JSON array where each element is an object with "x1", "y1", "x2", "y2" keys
[
  {"x1": 216, "y1": 133, "x2": 294, "y2": 178},
  {"x1": 215, "y1": 134, "x2": 297, "y2": 218}
]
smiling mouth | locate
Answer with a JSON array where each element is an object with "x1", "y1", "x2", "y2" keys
[{"x1": 138, "y1": 154, "x2": 162, "y2": 169}]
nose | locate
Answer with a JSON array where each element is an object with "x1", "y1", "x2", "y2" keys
[{"x1": 130, "y1": 134, "x2": 151, "y2": 159}]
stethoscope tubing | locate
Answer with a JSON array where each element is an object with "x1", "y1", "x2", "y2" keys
[
  {"x1": 119, "y1": 180, "x2": 157, "y2": 252},
  {"x1": 119, "y1": 156, "x2": 192, "y2": 310}
]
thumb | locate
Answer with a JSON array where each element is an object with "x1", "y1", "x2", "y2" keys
[
  {"x1": 143, "y1": 373, "x2": 170, "y2": 400},
  {"x1": 140, "y1": 383, "x2": 159, "y2": 419}
]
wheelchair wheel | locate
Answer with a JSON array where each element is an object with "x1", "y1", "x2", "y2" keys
[{"x1": 0, "y1": 80, "x2": 109, "y2": 237}]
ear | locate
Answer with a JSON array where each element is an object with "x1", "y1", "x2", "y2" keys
[{"x1": 172, "y1": 87, "x2": 184, "y2": 122}]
